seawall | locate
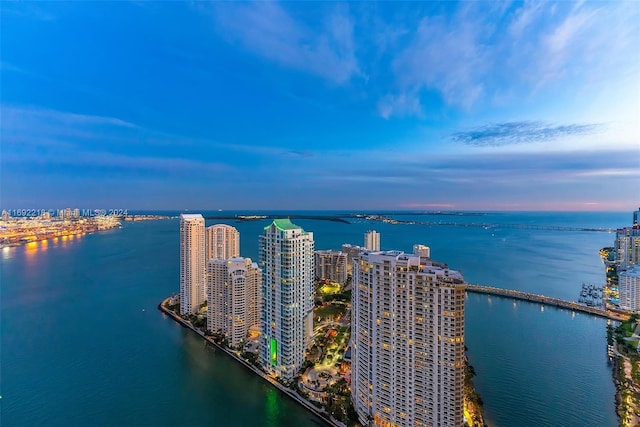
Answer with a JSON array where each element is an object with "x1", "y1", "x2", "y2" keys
[{"x1": 158, "y1": 298, "x2": 342, "y2": 427}]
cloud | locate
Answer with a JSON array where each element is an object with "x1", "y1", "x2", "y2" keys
[
  {"x1": 0, "y1": 104, "x2": 319, "y2": 181},
  {"x1": 450, "y1": 121, "x2": 605, "y2": 146},
  {"x1": 380, "y1": 1, "x2": 640, "y2": 117},
  {"x1": 287, "y1": 150, "x2": 314, "y2": 158},
  {"x1": 2, "y1": 105, "x2": 137, "y2": 134},
  {"x1": 377, "y1": 92, "x2": 423, "y2": 119},
  {"x1": 317, "y1": 147, "x2": 640, "y2": 187},
  {"x1": 305, "y1": 147, "x2": 639, "y2": 210},
  {"x1": 390, "y1": 5, "x2": 489, "y2": 111},
  {"x1": 3, "y1": 150, "x2": 230, "y2": 177},
  {"x1": 0, "y1": 2, "x2": 56, "y2": 21},
  {"x1": 211, "y1": 2, "x2": 360, "y2": 84}
]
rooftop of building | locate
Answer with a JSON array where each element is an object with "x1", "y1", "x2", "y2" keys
[
  {"x1": 265, "y1": 218, "x2": 304, "y2": 232},
  {"x1": 359, "y1": 249, "x2": 464, "y2": 280},
  {"x1": 315, "y1": 249, "x2": 345, "y2": 254},
  {"x1": 180, "y1": 213, "x2": 204, "y2": 220},
  {"x1": 207, "y1": 223, "x2": 237, "y2": 229}
]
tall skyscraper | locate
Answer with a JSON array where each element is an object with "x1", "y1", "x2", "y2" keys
[
  {"x1": 207, "y1": 257, "x2": 262, "y2": 346},
  {"x1": 352, "y1": 249, "x2": 466, "y2": 427},
  {"x1": 342, "y1": 243, "x2": 366, "y2": 274},
  {"x1": 180, "y1": 213, "x2": 206, "y2": 315},
  {"x1": 259, "y1": 219, "x2": 314, "y2": 380},
  {"x1": 634, "y1": 208, "x2": 640, "y2": 226},
  {"x1": 364, "y1": 230, "x2": 380, "y2": 251},
  {"x1": 413, "y1": 244, "x2": 431, "y2": 258},
  {"x1": 615, "y1": 226, "x2": 640, "y2": 271},
  {"x1": 619, "y1": 266, "x2": 640, "y2": 312},
  {"x1": 206, "y1": 224, "x2": 240, "y2": 261},
  {"x1": 315, "y1": 250, "x2": 348, "y2": 284}
]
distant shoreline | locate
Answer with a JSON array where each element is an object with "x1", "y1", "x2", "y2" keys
[{"x1": 0, "y1": 215, "x2": 172, "y2": 249}]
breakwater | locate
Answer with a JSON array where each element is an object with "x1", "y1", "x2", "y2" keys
[
  {"x1": 466, "y1": 284, "x2": 628, "y2": 321},
  {"x1": 204, "y1": 215, "x2": 350, "y2": 224}
]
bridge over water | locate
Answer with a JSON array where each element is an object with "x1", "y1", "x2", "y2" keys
[{"x1": 466, "y1": 284, "x2": 628, "y2": 321}]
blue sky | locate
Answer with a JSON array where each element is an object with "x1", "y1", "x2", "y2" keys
[{"x1": 1, "y1": 1, "x2": 638, "y2": 211}]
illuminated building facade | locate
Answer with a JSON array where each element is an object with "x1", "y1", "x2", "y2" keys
[
  {"x1": 205, "y1": 224, "x2": 240, "y2": 261},
  {"x1": 315, "y1": 250, "x2": 348, "y2": 284},
  {"x1": 207, "y1": 257, "x2": 262, "y2": 346},
  {"x1": 342, "y1": 243, "x2": 365, "y2": 274},
  {"x1": 179, "y1": 213, "x2": 206, "y2": 315},
  {"x1": 365, "y1": 230, "x2": 381, "y2": 251},
  {"x1": 616, "y1": 226, "x2": 640, "y2": 271},
  {"x1": 620, "y1": 266, "x2": 640, "y2": 312},
  {"x1": 413, "y1": 244, "x2": 431, "y2": 258},
  {"x1": 351, "y1": 248, "x2": 466, "y2": 427},
  {"x1": 259, "y1": 219, "x2": 314, "y2": 380}
]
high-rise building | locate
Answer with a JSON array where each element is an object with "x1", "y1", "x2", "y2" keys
[
  {"x1": 259, "y1": 219, "x2": 314, "y2": 380},
  {"x1": 315, "y1": 250, "x2": 348, "y2": 284},
  {"x1": 352, "y1": 249, "x2": 466, "y2": 427},
  {"x1": 615, "y1": 226, "x2": 640, "y2": 271},
  {"x1": 207, "y1": 257, "x2": 262, "y2": 346},
  {"x1": 619, "y1": 266, "x2": 640, "y2": 312},
  {"x1": 206, "y1": 224, "x2": 240, "y2": 261},
  {"x1": 342, "y1": 243, "x2": 366, "y2": 274},
  {"x1": 1, "y1": 210, "x2": 10, "y2": 221},
  {"x1": 413, "y1": 244, "x2": 431, "y2": 259},
  {"x1": 634, "y1": 208, "x2": 640, "y2": 226},
  {"x1": 180, "y1": 213, "x2": 206, "y2": 315},
  {"x1": 364, "y1": 230, "x2": 380, "y2": 251}
]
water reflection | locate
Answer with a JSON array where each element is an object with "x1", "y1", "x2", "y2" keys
[
  {"x1": 5, "y1": 234, "x2": 85, "y2": 260},
  {"x1": 25, "y1": 242, "x2": 38, "y2": 257},
  {"x1": 265, "y1": 388, "x2": 279, "y2": 426}
]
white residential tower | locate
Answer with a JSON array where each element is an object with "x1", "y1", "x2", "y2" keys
[
  {"x1": 364, "y1": 230, "x2": 380, "y2": 251},
  {"x1": 180, "y1": 213, "x2": 206, "y2": 315},
  {"x1": 259, "y1": 219, "x2": 314, "y2": 380},
  {"x1": 207, "y1": 257, "x2": 262, "y2": 346},
  {"x1": 351, "y1": 248, "x2": 466, "y2": 427},
  {"x1": 206, "y1": 224, "x2": 240, "y2": 261}
]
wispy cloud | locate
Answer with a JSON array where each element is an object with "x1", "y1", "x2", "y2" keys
[
  {"x1": 377, "y1": 92, "x2": 423, "y2": 119},
  {"x1": 450, "y1": 121, "x2": 605, "y2": 147},
  {"x1": 2, "y1": 105, "x2": 137, "y2": 132},
  {"x1": 0, "y1": 104, "x2": 319, "y2": 178},
  {"x1": 380, "y1": 1, "x2": 640, "y2": 117},
  {"x1": 390, "y1": 4, "x2": 489, "y2": 112},
  {"x1": 3, "y1": 150, "x2": 230, "y2": 177},
  {"x1": 0, "y1": 2, "x2": 56, "y2": 21},
  {"x1": 210, "y1": 2, "x2": 360, "y2": 84}
]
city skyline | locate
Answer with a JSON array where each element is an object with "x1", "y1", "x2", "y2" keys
[{"x1": 2, "y1": 1, "x2": 639, "y2": 210}]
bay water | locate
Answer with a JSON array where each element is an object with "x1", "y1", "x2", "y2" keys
[{"x1": 1, "y1": 211, "x2": 627, "y2": 426}]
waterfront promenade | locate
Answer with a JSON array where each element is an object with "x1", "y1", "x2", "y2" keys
[
  {"x1": 158, "y1": 298, "x2": 341, "y2": 427},
  {"x1": 466, "y1": 284, "x2": 628, "y2": 321}
]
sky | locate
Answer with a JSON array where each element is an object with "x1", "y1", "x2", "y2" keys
[{"x1": 1, "y1": 1, "x2": 639, "y2": 211}]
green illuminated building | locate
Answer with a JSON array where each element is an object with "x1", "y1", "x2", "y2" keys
[{"x1": 259, "y1": 219, "x2": 315, "y2": 380}]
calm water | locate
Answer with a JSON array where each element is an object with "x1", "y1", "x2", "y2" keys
[{"x1": 1, "y1": 211, "x2": 628, "y2": 426}]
